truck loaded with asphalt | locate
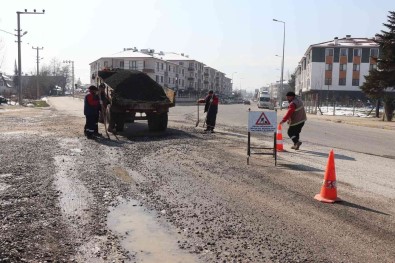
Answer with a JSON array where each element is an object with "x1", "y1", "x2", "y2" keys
[{"x1": 97, "y1": 69, "x2": 175, "y2": 132}]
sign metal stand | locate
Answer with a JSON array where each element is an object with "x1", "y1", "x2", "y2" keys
[{"x1": 247, "y1": 108, "x2": 277, "y2": 166}]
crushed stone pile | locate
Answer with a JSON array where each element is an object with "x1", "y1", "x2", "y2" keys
[{"x1": 98, "y1": 69, "x2": 169, "y2": 105}]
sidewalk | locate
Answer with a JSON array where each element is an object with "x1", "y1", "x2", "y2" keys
[{"x1": 304, "y1": 112, "x2": 395, "y2": 130}]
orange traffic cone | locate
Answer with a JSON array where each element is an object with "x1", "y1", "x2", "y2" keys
[
  {"x1": 276, "y1": 124, "x2": 284, "y2": 151},
  {"x1": 314, "y1": 149, "x2": 341, "y2": 203}
]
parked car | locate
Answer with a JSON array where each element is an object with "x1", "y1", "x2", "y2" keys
[
  {"x1": 243, "y1": 100, "x2": 251, "y2": 105},
  {"x1": 0, "y1": 96, "x2": 8, "y2": 104},
  {"x1": 281, "y1": 101, "x2": 289, "y2": 108}
]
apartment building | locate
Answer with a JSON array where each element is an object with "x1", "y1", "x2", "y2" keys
[
  {"x1": 89, "y1": 49, "x2": 232, "y2": 95},
  {"x1": 90, "y1": 48, "x2": 181, "y2": 90},
  {"x1": 294, "y1": 35, "x2": 379, "y2": 102}
]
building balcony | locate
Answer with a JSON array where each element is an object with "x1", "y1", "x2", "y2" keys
[
  {"x1": 188, "y1": 67, "x2": 195, "y2": 71},
  {"x1": 204, "y1": 80, "x2": 209, "y2": 84},
  {"x1": 204, "y1": 72, "x2": 209, "y2": 76},
  {"x1": 142, "y1": 68, "x2": 155, "y2": 74},
  {"x1": 164, "y1": 71, "x2": 168, "y2": 76},
  {"x1": 187, "y1": 77, "x2": 194, "y2": 81}
]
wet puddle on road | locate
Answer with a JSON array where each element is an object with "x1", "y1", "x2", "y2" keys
[{"x1": 107, "y1": 199, "x2": 199, "y2": 263}]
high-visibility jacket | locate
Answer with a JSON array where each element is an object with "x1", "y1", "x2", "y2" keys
[
  {"x1": 84, "y1": 92, "x2": 100, "y2": 116},
  {"x1": 281, "y1": 97, "x2": 307, "y2": 126}
]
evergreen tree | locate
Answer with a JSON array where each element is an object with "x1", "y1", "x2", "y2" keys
[{"x1": 361, "y1": 11, "x2": 395, "y2": 121}]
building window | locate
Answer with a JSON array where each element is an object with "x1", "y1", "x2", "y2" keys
[
  {"x1": 340, "y1": 48, "x2": 348, "y2": 57},
  {"x1": 340, "y1": 64, "x2": 347, "y2": 71},
  {"x1": 156, "y1": 62, "x2": 159, "y2": 70},
  {"x1": 120, "y1": 61, "x2": 124, "y2": 69},
  {"x1": 325, "y1": 48, "x2": 334, "y2": 56},
  {"x1": 352, "y1": 79, "x2": 360, "y2": 86},
  {"x1": 104, "y1": 61, "x2": 108, "y2": 67},
  {"x1": 156, "y1": 75, "x2": 159, "y2": 82},
  {"x1": 169, "y1": 65, "x2": 171, "y2": 71},
  {"x1": 339, "y1": 78, "x2": 346, "y2": 86},
  {"x1": 353, "y1": 48, "x2": 361, "y2": 57},
  {"x1": 161, "y1": 63, "x2": 164, "y2": 70},
  {"x1": 325, "y1": 78, "x2": 332, "y2": 85},
  {"x1": 129, "y1": 61, "x2": 137, "y2": 70},
  {"x1": 182, "y1": 69, "x2": 184, "y2": 75},
  {"x1": 353, "y1": 64, "x2": 360, "y2": 71},
  {"x1": 370, "y1": 48, "x2": 379, "y2": 58},
  {"x1": 160, "y1": 76, "x2": 163, "y2": 83},
  {"x1": 325, "y1": 63, "x2": 332, "y2": 71},
  {"x1": 143, "y1": 61, "x2": 145, "y2": 68},
  {"x1": 369, "y1": 64, "x2": 377, "y2": 71}
]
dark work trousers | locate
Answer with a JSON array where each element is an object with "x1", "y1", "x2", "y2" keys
[
  {"x1": 287, "y1": 122, "x2": 305, "y2": 144},
  {"x1": 85, "y1": 114, "x2": 99, "y2": 136},
  {"x1": 206, "y1": 108, "x2": 218, "y2": 130}
]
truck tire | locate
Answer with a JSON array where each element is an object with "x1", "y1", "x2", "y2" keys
[
  {"x1": 116, "y1": 118, "x2": 125, "y2": 132},
  {"x1": 148, "y1": 112, "x2": 168, "y2": 132}
]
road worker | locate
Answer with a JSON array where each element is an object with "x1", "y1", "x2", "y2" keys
[{"x1": 279, "y1": 91, "x2": 307, "y2": 150}]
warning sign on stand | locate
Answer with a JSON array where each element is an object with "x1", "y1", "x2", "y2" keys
[{"x1": 248, "y1": 111, "x2": 277, "y2": 132}]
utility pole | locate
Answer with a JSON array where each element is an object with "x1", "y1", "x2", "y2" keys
[
  {"x1": 63, "y1": 60, "x2": 75, "y2": 98},
  {"x1": 16, "y1": 9, "x2": 45, "y2": 104},
  {"x1": 32, "y1": 46, "x2": 43, "y2": 99}
]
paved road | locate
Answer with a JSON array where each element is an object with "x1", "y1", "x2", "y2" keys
[
  {"x1": 49, "y1": 97, "x2": 395, "y2": 199},
  {"x1": 171, "y1": 103, "x2": 395, "y2": 158},
  {"x1": 42, "y1": 97, "x2": 394, "y2": 262}
]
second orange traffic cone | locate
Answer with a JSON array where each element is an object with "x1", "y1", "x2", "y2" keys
[
  {"x1": 314, "y1": 149, "x2": 341, "y2": 203},
  {"x1": 276, "y1": 124, "x2": 284, "y2": 151}
]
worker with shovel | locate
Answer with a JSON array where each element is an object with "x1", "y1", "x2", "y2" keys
[
  {"x1": 84, "y1": 85, "x2": 100, "y2": 139},
  {"x1": 198, "y1": 90, "x2": 219, "y2": 132}
]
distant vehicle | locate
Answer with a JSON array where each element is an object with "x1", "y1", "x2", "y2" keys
[
  {"x1": 0, "y1": 96, "x2": 8, "y2": 104},
  {"x1": 257, "y1": 92, "x2": 274, "y2": 109},
  {"x1": 243, "y1": 100, "x2": 251, "y2": 105},
  {"x1": 281, "y1": 101, "x2": 289, "y2": 108}
]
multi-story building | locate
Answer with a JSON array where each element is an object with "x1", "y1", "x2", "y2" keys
[
  {"x1": 269, "y1": 81, "x2": 291, "y2": 104},
  {"x1": 294, "y1": 35, "x2": 379, "y2": 102},
  {"x1": 90, "y1": 48, "x2": 181, "y2": 90},
  {"x1": 90, "y1": 49, "x2": 232, "y2": 95}
]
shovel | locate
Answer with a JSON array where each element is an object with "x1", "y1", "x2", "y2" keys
[{"x1": 195, "y1": 100, "x2": 200, "y2": 127}]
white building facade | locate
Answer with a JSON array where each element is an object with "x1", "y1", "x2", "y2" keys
[
  {"x1": 295, "y1": 35, "x2": 379, "y2": 103},
  {"x1": 90, "y1": 49, "x2": 232, "y2": 96}
]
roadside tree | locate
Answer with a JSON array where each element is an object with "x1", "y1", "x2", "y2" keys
[{"x1": 361, "y1": 11, "x2": 395, "y2": 121}]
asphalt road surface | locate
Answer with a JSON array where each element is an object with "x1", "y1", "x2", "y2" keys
[{"x1": 0, "y1": 97, "x2": 393, "y2": 262}]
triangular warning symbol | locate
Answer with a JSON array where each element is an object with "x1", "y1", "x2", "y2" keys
[{"x1": 255, "y1": 112, "x2": 271, "y2": 125}]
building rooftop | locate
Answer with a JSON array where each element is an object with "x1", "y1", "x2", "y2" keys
[
  {"x1": 154, "y1": 52, "x2": 196, "y2": 61},
  {"x1": 311, "y1": 35, "x2": 378, "y2": 48}
]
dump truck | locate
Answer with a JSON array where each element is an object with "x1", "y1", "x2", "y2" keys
[{"x1": 97, "y1": 69, "x2": 175, "y2": 132}]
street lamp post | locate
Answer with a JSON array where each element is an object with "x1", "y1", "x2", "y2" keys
[
  {"x1": 16, "y1": 9, "x2": 45, "y2": 104},
  {"x1": 32, "y1": 46, "x2": 43, "y2": 99},
  {"x1": 273, "y1": 18, "x2": 285, "y2": 110},
  {"x1": 63, "y1": 60, "x2": 75, "y2": 98}
]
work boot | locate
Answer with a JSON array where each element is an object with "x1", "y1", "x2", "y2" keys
[
  {"x1": 93, "y1": 132, "x2": 103, "y2": 137},
  {"x1": 294, "y1": 141, "x2": 302, "y2": 150}
]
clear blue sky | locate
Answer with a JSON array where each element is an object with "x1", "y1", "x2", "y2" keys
[{"x1": 0, "y1": 0, "x2": 392, "y2": 91}]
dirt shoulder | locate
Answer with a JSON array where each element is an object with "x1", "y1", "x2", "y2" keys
[{"x1": 303, "y1": 112, "x2": 395, "y2": 130}]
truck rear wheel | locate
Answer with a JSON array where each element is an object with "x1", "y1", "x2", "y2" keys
[{"x1": 148, "y1": 112, "x2": 168, "y2": 132}]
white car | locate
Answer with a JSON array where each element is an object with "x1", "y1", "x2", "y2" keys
[{"x1": 281, "y1": 101, "x2": 289, "y2": 108}]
